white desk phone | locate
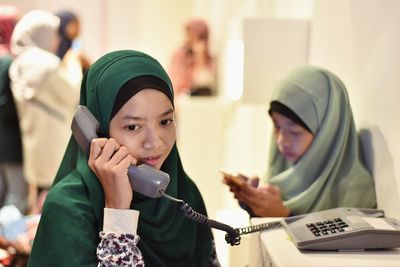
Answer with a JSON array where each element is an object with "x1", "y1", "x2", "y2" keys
[
  {"x1": 243, "y1": 207, "x2": 400, "y2": 251},
  {"x1": 251, "y1": 212, "x2": 400, "y2": 267},
  {"x1": 281, "y1": 207, "x2": 400, "y2": 250}
]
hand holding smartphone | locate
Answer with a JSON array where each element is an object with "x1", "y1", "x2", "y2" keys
[
  {"x1": 220, "y1": 169, "x2": 259, "y2": 216},
  {"x1": 220, "y1": 169, "x2": 260, "y2": 190}
]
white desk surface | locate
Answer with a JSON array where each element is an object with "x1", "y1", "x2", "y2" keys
[{"x1": 250, "y1": 217, "x2": 400, "y2": 267}]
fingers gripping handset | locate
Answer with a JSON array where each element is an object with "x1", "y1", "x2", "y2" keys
[{"x1": 71, "y1": 105, "x2": 170, "y2": 198}]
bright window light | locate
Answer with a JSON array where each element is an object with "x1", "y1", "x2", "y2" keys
[{"x1": 225, "y1": 39, "x2": 244, "y2": 100}]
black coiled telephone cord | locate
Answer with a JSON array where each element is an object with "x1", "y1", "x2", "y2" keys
[
  {"x1": 161, "y1": 192, "x2": 282, "y2": 246},
  {"x1": 180, "y1": 202, "x2": 241, "y2": 246}
]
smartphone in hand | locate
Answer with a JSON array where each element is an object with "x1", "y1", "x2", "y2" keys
[
  {"x1": 220, "y1": 169, "x2": 247, "y2": 190},
  {"x1": 220, "y1": 169, "x2": 257, "y2": 216}
]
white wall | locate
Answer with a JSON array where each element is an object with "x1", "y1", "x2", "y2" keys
[
  {"x1": 242, "y1": 18, "x2": 310, "y2": 104},
  {"x1": 176, "y1": 97, "x2": 227, "y2": 219},
  {"x1": 1, "y1": 0, "x2": 283, "y2": 70},
  {"x1": 0, "y1": 0, "x2": 194, "y2": 66}
]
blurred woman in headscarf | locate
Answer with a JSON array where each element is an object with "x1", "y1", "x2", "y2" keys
[
  {"x1": 0, "y1": 5, "x2": 18, "y2": 56},
  {"x1": 9, "y1": 10, "x2": 82, "y2": 214},
  {"x1": 168, "y1": 18, "x2": 217, "y2": 97},
  {"x1": 55, "y1": 10, "x2": 91, "y2": 73},
  {"x1": 0, "y1": 5, "x2": 29, "y2": 215}
]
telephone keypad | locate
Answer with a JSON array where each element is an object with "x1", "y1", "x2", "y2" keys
[{"x1": 306, "y1": 218, "x2": 349, "y2": 237}]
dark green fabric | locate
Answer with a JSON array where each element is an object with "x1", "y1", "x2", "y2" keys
[
  {"x1": 267, "y1": 66, "x2": 376, "y2": 215},
  {"x1": 0, "y1": 55, "x2": 23, "y2": 163},
  {"x1": 28, "y1": 50, "x2": 212, "y2": 267}
]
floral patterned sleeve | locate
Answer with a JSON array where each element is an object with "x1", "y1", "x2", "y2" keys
[
  {"x1": 97, "y1": 208, "x2": 221, "y2": 267},
  {"x1": 97, "y1": 232, "x2": 144, "y2": 267},
  {"x1": 97, "y1": 208, "x2": 143, "y2": 267},
  {"x1": 97, "y1": 233, "x2": 220, "y2": 267}
]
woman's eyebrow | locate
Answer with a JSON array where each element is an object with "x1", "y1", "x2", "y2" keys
[
  {"x1": 122, "y1": 115, "x2": 144, "y2": 121},
  {"x1": 121, "y1": 108, "x2": 174, "y2": 121},
  {"x1": 159, "y1": 108, "x2": 174, "y2": 117}
]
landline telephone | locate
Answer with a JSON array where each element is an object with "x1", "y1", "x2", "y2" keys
[
  {"x1": 72, "y1": 106, "x2": 400, "y2": 250},
  {"x1": 240, "y1": 207, "x2": 400, "y2": 251},
  {"x1": 282, "y1": 207, "x2": 400, "y2": 250}
]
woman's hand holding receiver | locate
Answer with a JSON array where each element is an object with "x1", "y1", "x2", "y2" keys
[{"x1": 88, "y1": 138, "x2": 137, "y2": 209}]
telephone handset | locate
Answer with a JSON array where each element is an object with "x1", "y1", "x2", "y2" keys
[
  {"x1": 71, "y1": 105, "x2": 170, "y2": 198},
  {"x1": 72, "y1": 105, "x2": 242, "y2": 246}
]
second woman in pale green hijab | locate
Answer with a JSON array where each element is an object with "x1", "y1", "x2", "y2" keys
[{"x1": 223, "y1": 66, "x2": 376, "y2": 216}]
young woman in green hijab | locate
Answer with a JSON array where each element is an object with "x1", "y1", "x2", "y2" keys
[
  {"x1": 28, "y1": 50, "x2": 219, "y2": 266},
  {"x1": 223, "y1": 66, "x2": 376, "y2": 217}
]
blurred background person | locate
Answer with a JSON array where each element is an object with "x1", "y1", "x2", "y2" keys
[
  {"x1": 8, "y1": 10, "x2": 82, "y2": 215},
  {"x1": 0, "y1": 205, "x2": 39, "y2": 267},
  {"x1": 55, "y1": 9, "x2": 91, "y2": 73},
  {"x1": 0, "y1": 5, "x2": 28, "y2": 215},
  {"x1": 168, "y1": 18, "x2": 217, "y2": 97},
  {"x1": 0, "y1": 6, "x2": 32, "y2": 266},
  {"x1": 0, "y1": 5, "x2": 18, "y2": 55}
]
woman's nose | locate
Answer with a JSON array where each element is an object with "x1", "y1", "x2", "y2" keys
[
  {"x1": 276, "y1": 131, "x2": 289, "y2": 147},
  {"x1": 142, "y1": 128, "x2": 162, "y2": 150}
]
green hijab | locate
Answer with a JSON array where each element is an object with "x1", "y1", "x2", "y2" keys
[
  {"x1": 28, "y1": 50, "x2": 212, "y2": 267},
  {"x1": 267, "y1": 66, "x2": 376, "y2": 215}
]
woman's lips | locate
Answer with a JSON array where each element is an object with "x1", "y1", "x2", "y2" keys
[
  {"x1": 141, "y1": 155, "x2": 162, "y2": 167},
  {"x1": 282, "y1": 151, "x2": 295, "y2": 159}
]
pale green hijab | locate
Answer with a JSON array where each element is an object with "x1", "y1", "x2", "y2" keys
[{"x1": 267, "y1": 66, "x2": 376, "y2": 215}]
